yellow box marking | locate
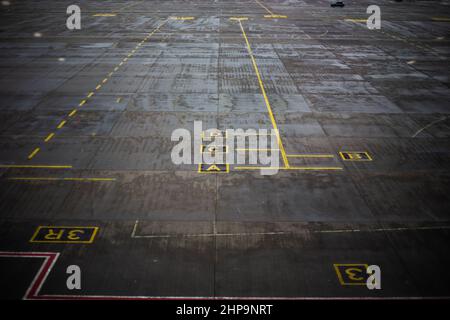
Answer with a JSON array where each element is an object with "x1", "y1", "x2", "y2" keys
[
  {"x1": 339, "y1": 151, "x2": 372, "y2": 161},
  {"x1": 198, "y1": 163, "x2": 229, "y2": 173},
  {"x1": 334, "y1": 264, "x2": 369, "y2": 286},
  {"x1": 30, "y1": 226, "x2": 99, "y2": 244}
]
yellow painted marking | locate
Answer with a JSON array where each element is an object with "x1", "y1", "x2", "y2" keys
[
  {"x1": 170, "y1": 16, "x2": 195, "y2": 20},
  {"x1": 287, "y1": 154, "x2": 334, "y2": 158},
  {"x1": 28, "y1": 148, "x2": 40, "y2": 160},
  {"x1": 68, "y1": 109, "x2": 77, "y2": 117},
  {"x1": 235, "y1": 166, "x2": 343, "y2": 171},
  {"x1": 334, "y1": 264, "x2": 369, "y2": 286},
  {"x1": 230, "y1": 17, "x2": 248, "y2": 21},
  {"x1": 57, "y1": 120, "x2": 66, "y2": 129},
  {"x1": 0, "y1": 165, "x2": 72, "y2": 169},
  {"x1": 264, "y1": 15, "x2": 287, "y2": 19},
  {"x1": 345, "y1": 19, "x2": 367, "y2": 23},
  {"x1": 198, "y1": 163, "x2": 230, "y2": 173},
  {"x1": 339, "y1": 151, "x2": 372, "y2": 161},
  {"x1": 8, "y1": 177, "x2": 116, "y2": 182},
  {"x1": 23, "y1": 20, "x2": 168, "y2": 162},
  {"x1": 237, "y1": 20, "x2": 290, "y2": 168},
  {"x1": 432, "y1": 17, "x2": 450, "y2": 22},
  {"x1": 236, "y1": 148, "x2": 279, "y2": 151},
  {"x1": 44, "y1": 133, "x2": 55, "y2": 142},
  {"x1": 30, "y1": 226, "x2": 99, "y2": 244},
  {"x1": 116, "y1": 97, "x2": 122, "y2": 103},
  {"x1": 93, "y1": 13, "x2": 117, "y2": 17},
  {"x1": 255, "y1": 0, "x2": 274, "y2": 15}
]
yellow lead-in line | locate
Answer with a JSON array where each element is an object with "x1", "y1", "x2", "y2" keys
[
  {"x1": 7, "y1": 177, "x2": 116, "y2": 182},
  {"x1": 254, "y1": 0, "x2": 275, "y2": 15},
  {"x1": 237, "y1": 20, "x2": 290, "y2": 168}
]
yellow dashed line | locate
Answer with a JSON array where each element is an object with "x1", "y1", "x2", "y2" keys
[
  {"x1": 44, "y1": 133, "x2": 55, "y2": 142},
  {"x1": 57, "y1": 120, "x2": 66, "y2": 129},
  {"x1": 25, "y1": 19, "x2": 168, "y2": 161},
  {"x1": 28, "y1": 148, "x2": 40, "y2": 160}
]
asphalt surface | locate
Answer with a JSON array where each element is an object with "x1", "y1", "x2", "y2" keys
[{"x1": 0, "y1": 0, "x2": 449, "y2": 299}]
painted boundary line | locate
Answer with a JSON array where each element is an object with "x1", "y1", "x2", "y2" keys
[
  {"x1": 131, "y1": 220, "x2": 450, "y2": 239},
  {"x1": 1, "y1": 251, "x2": 448, "y2": 300}
]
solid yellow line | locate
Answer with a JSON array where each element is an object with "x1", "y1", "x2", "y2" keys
[
  {"x1": 287, "y1": 154, "x2": 334, "y2": 158},
  {"x1": 93, "y1": 13, "x2": 117, "y2": 17},
  {"x1": 238, "y1": 20, "x2": 290, "y2": 168},
  {"x1": 27, "y1": 148, "x2": 40, "y2": 160},
  {"x1": 44, "y1": 133, "x2": 55, "y2": 142},
  {"x1": 7, "y1": 177, "x2": 116, "y2": 182},
  {"x1": 345, "y1": 19, "x2": 367, "y2": 22},
  {"x1": 68, "y1": 109, "x2": 77, "y2": 117},
  {"x1": 432, "y1": 17, "x2": 450, "y2": 22},
  {"x1": 57, "y1": 120, "x2": 66, "y2": 129},
  {"x1": 254, "y1": 0, "x2": 274, "y2": 15},
  {"x1": 0, "y1": 165, "x2": 72, "y2": 169},
  {"x1": 236, "y1": 148, "x2": 279, "y2": 151},
  {"x1": 235, "y1": 166, "x2": 343, "y2": 170}
]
